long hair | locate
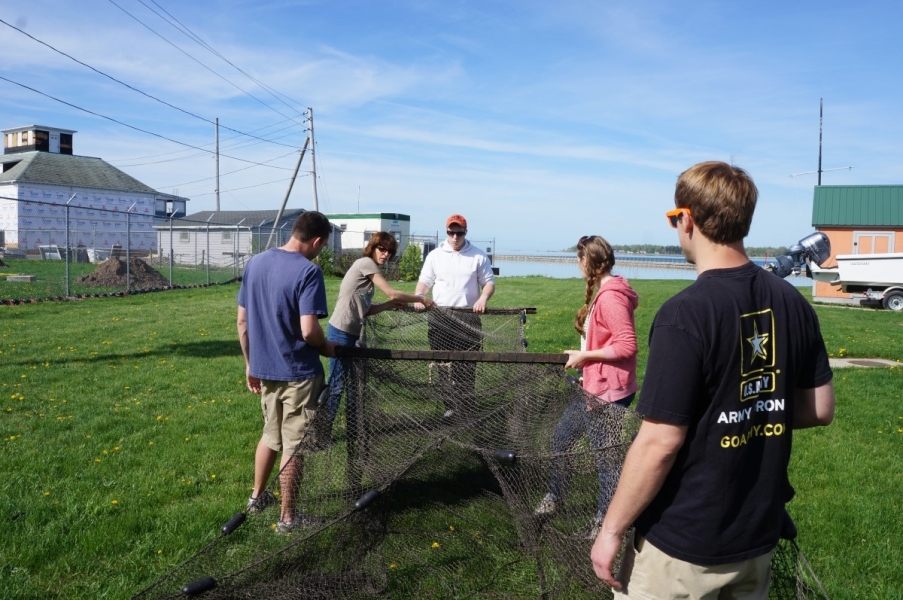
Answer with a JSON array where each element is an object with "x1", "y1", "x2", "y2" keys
[
  {"x1": 362, "y1": 232, "x2": 398, "y2": 260},
  {"x1": 574, "y1": 235, "x2": 615, "y2": 336}
]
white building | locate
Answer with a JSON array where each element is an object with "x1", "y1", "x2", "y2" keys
[
  {"x1": 326, "y1": 213, "x2": 412, "y2": 252},
  {"x1": 0, "y1": 125, "x2": 186, "y2": 254},
  {"x1": 155, "y1": 209, "x2": 343, "y2": 267}
]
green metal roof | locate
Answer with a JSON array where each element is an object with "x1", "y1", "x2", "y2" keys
[
  {"x1": 327, "y1": 212, "x2": 410, "y2": 221},
  {"x1": 812, "y1": 185, "x2": 903, "y2": 227}
]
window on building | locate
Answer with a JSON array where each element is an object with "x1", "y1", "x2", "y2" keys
[
  {"x1": 33, "y1": 130, "x2": 49, "y2": 152},
  {"x1": 179, "y1": 232, "x2": 190, "y2": 242},
  {"x1": 59, "y1": 133, "x2": 73, "y2": 155},
  {"x1": 222, "y1": 231, "x2": 233, "y2": 242}
]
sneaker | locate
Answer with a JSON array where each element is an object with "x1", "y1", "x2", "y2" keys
[
  {"x1": 576, "y1": 515, "x2": 604, "y2": 540},
  {"x1": 246, "y1": 490, "x2": 276, "y2": 514},
  {"x1": 275, "y1": 513, "x2": 325, "y2": 533},
  {"x1": 534, "y1": 493, "x2": 559, "y2": 516}
]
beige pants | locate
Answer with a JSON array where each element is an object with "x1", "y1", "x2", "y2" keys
[
  {"x1": 260, "y1": 376, "x2": 323, "y2": 455},
  {"x1": 614, "y1": 531, "x2": 773, "y2": 600}
]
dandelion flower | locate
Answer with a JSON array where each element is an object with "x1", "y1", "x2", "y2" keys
[
  {"x1": 449, "y1": 525, "x2": 455, "y2": 531},
  {"x1": 44, "y1": 491, "x2": 50, "y2": 497},
  {"x1": 111, "y1": 499, "x2": 119, "y2": 505},
  {"x1": 431, "y1": 542, "x2": 440, "y2": 549},
  {"x1": 389, "y1": 563, "x2": 397, "y2": 569}
]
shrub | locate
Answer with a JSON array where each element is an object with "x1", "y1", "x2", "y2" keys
[
  {"x1": 398, "y1": 244, "x2": 423, "y2": 282},
  {"x1": 314, "y1": 246, "x2": 334, "y2": 274}
]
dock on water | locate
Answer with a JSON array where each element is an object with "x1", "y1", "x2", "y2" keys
[{"x1": 493, "y1": 254, "x2": 696, "y2": 270}]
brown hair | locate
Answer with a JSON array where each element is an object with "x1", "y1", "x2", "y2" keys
[
  {"x1": 574, "y1": 235, "x2": 615, "y2": 336},
  {"x1": 674, "y1": 161, "x2": 757, "y2": 244},
  {"x1": 363, "y1": 232, "x2": 398, "y2": 260},
  {"x1": 291, "y1": 210, "x2": 332, "y2": 242}
]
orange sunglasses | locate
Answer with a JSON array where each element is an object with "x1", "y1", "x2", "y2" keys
[{"x1": 666, "y1": 207, "x2": 691, "y2": 228}]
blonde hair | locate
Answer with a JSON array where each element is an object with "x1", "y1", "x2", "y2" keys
[
  {"x1": 675, "y1": 161, "x2": 757, "y2": 244},
  {"x1": 574, "y1": 235, "x2": 615, "y2": 335}
]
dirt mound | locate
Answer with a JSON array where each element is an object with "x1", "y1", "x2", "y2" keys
[{"x1": 75, "y1": 257, "x2": 170, "y2": 289}]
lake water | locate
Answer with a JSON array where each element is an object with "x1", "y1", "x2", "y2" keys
[{"x1": 494, "y1": 253, "x2": 815, "y2": 288}]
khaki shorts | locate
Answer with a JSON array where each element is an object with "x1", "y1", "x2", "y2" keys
[
  {"x1": 614, "y1": 530, "x2": 773, "y2": 600},
  {"x1": 260, "y1": 376, "x2": 323, "y2": 455}
]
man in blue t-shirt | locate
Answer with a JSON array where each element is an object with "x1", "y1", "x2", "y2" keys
[
  {"x1": 237, "y1": 210, "x2": 336, "y2": 533},
  {"x1": 591, "y1": 162, "x2": 836, "y2": 598}
]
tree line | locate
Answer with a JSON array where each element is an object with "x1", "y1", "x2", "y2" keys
[{"x1": 565, "y1": 244, "x2": 789, "y2": 257}]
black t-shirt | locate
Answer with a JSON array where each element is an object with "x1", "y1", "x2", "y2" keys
[{"x1": 635, "y1": 262, "x2": 832, "y2": 565}]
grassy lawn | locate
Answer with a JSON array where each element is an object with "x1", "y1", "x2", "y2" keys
[
  {"x1": 1, "y1": 276, "x2": 901, "y2": 599},
  {"x1": 0, "y1": 257, "x2": 238, "y2": 299}
]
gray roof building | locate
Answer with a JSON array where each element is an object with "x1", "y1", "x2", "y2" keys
[
  {"x1": 0, "y1": 151, "x2": 157, "y2": 195},
  {"x1": 179, "y1": 209, "x2": 308, "y2": 228}
]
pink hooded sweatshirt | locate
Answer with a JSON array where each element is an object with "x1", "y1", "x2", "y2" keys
[{"x1": 582, "y1": 275, "x2": 639, "y2": 403}]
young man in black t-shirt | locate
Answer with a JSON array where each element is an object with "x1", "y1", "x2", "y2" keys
[{"x1": 591, "y1": 161, "x2": 836, "y2": 598}]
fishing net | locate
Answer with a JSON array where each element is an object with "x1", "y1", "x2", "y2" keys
[{"x1": 134, "y1": 308, "x2": 829, "y2": 599}]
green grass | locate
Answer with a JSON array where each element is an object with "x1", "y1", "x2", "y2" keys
[
  {"x1": 1, "y1": 276, "x2": 902, "y2": 599},
  {"x1": 0, "y1": 257, "x2": 238, "y2": 300}
]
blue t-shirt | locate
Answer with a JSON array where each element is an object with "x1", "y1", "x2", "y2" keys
[{"x1": 237, "y1": 248, "x2": 328, "y2": 381}]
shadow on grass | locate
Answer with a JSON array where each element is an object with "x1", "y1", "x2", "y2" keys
[
  {"x1": 3, "y1": 339, "x2": 241, "y2": 367},
  {"x1": 387, "y1": 450, "x2": 504, "y2": 512}
]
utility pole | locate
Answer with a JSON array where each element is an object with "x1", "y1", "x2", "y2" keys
[
  {"x1": 308, "y1": 107, "x2": 319, "y2": 211},
  {"x1": 215, "y1": 118, "x2": 220, "y2": 211},
  {"x1": 265, "y1": 135, "x2": 310, "y2": 250}
]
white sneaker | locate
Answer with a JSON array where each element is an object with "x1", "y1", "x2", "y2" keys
[
  {"x1": 275, "y1": 513, "x2": 325, "y2": 533},
  {"x1": 577, "y1": 514, "x2": 604, "y2": 540},
  {"x1": 246, "y1": 489, "x2": 276, "y2": 514},
  {"x1": 534, "y1": 493, "x2": 559, "y2": 516}
]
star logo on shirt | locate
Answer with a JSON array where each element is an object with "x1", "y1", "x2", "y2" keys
[{"x1": 746, "y1": 322, "x2": 769, "y2": 363}]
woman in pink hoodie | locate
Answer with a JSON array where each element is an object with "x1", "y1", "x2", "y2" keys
[{"x1": 535, "y1": 235, "x2": 639, "y2": 537}]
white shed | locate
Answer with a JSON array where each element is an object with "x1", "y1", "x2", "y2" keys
[{"x1": 326, "y1": 213, "x2": 411, "y2": 252}]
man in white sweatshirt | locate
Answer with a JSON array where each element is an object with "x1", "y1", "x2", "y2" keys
[{"x1": 415, "y1": 214, "x2": 495, "y2": 417}]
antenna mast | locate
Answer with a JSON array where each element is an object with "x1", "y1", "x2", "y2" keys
[
  {"x1": 789, "y1": 99, "x2": 853, "y2": 182},
  {"x1": 817, "y1": 98, "x2": 823, "y2": 186}
]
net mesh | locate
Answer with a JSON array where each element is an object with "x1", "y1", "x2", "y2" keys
[{"x1": 134, "y1": 308, "x2": 829, "y2": 599}]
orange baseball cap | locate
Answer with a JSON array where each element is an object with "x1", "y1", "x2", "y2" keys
[{"x1": 446, "y1": 214, "x2": 467, "y2": 229}]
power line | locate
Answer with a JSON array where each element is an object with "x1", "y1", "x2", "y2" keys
[
  {"x1": 0, "y1": 17, "x2": 300, "y2": 150},
  {"x1": 105, "y1": 0, "x2": 305, "y2": 125},
  {"x1": 157, "y1": 149, "x2": 299, "y2": 189},
  {"x1": 110, "y1": 119, "x2": 305, "y2": 165},
  {"x1": 0, "y1": 74, "x2": 295, "y2": 171},
  {"x1": 189, "y1": 175, "x2": 305, "y2": 197},
  {"x1": 141, "y1": 0, "x2": 310, "y2": 118},
  {"x1": 114, "y1": 127, "x2": 304, "y2": 167}
]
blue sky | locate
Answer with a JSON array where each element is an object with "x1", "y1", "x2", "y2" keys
[{"x1": 2, "y1": 1, "x2": 901, "y2": 252}]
